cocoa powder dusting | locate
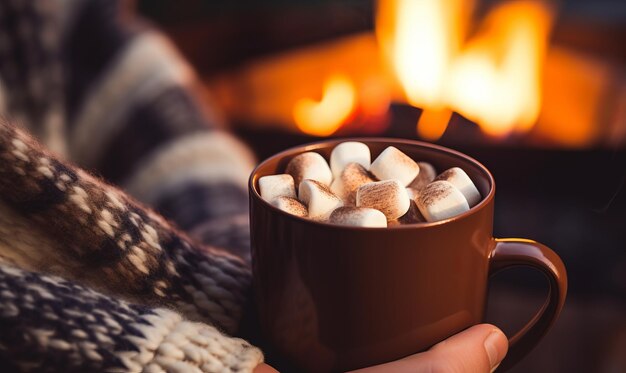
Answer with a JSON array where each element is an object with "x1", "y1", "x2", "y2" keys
[
  {"x1": 308, "y1": 179, "x2": 339, "y2": 200},
  {"x1": 357, "y1": 180, "x2": 401, "y2": 217},
  {"x1": 388, "y1": 147, "x2": 419, "y2": 172},
  {"x1": 329, "y1": 206, "x2": 367, "y2": 224},
  {"x1": 418, "y1": 181, "x2": 454, "y2": 206},
  {"x1": 285, "y1": 153, "x2": 316, "y2": 186},
  {"x1": 274, "y1": 196, "x2": 308, "y2": 217},
  {"x1": 341, "y1": 163, "x2": 374, "y2": 204}
]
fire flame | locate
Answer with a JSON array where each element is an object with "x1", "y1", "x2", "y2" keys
[
  {"x1": 377, "y1": 0, "x2": 553, "y2": 139},
  {"x1": 376, "y1": 0, "x2": 467, "y2": 109},
  {"x1": 293, "y1": 74, "x2": 357, "y2": 136}
]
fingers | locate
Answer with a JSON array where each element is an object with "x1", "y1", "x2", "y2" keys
[
  {"x1": 425, "y1": 324, "x2": 508, "y2": 372},
  {"x1": 253, "y1": 363, "x2": 280, "y2": 373},
  {"x1": 350, "y1": 324, "x2": 508, "y2": 373}
]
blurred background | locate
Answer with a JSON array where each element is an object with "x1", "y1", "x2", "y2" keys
[{"x1": 136, "y1": 0, "x2": 626, "y2": 371}]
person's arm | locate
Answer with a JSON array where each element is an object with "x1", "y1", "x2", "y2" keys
[
  {"x1": 0, "y1": 0, "x2": 256, "y2": 262},
  {"x1": 0, "y1": 119, "x2": 251, "y2": 335},
  {"x1": 0, "y1": 263, "x2": 263, "y2": 372},
  {"x1": 59, "y1": 0, "x2": 257, "y2": 260}
]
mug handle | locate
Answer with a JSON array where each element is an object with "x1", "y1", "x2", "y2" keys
[{"x1": 488, "y1": 238, "x2": 568, "y2": 371}]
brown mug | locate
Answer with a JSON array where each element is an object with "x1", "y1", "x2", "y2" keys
[{"x1": 249, "y1": 138, "x2": 567, "y2": 372}]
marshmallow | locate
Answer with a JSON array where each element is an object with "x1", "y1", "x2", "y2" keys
[
  {"x1": 409, "y1": 162, "x2": 437, "y2": 190},
  {"x1": 356, "y1": 180, "x2": 410, "y2": 220},
  {"x1": 258, "y1": 174, "x2": 297, "y2": 202},
  {"x1": 299, "y1": 179, "x2": 344, "y2": 219},
  {"x1": 434, "y1": 167, "x2": 481, "y2": 207},
  {"x1": 330, "y1": 142, "x2": 371, "y2": 179},
  {"x1": 329, "y1": 206, "x2": 387, "y2": 228},
  {"x1": 271, "y1": 196, "x2": 308, "y2": 217},
  {"x1": 330, "y1": 163, "x2": 374, "y2": 205},
  {"x1": 370, "y1": 146, "x2": 420, "y2": 186},
  {"x1": 286, "y1": 152, "x2": 333, "y2": 187},
  {"x1": 406, "y1": 187, "x2": 419, "y2": 201},
  {"x1": 396, "y1": 200, "x2": 426, "y2": 224},
  {"x1": 416, "y1": 180, "x2": 469, "y2": 222}
]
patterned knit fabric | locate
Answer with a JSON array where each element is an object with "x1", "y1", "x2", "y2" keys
[
  {"x1": 0, "y1": 0, "x2": 255, "y2": 257},
  {"x1": 0, "y1": 265, "x2": 261, "y2": 373},
  {"x1": 0, "y1": 0, "x2": 263, "y2": 371}
]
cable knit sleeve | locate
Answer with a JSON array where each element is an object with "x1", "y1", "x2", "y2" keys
[
  {"x1": 0, "y1": 1, "x2": 265, "y2": 370},
  {"x1": 58, "y1": 0, "x2": 257, "y2": 258},
  {"x1": 0, "y1": 120, "x2": 263, "y2": 371},
  {"x1": 0, "y1": 264, "x2": 262, "y2": 372},
  {"x1": 0, "y1": 0, "x2": 256, "y2": 262}
]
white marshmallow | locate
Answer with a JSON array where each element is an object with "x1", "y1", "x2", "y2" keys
[
  {"x1": 286, "y1": 152, "x2": 333, "y2": 187},
  {"x1": 258, "y1": 174, "x2": 297, "y2": 202},
  {"x1": 409, "y1": 162, "x2": 437, "y2": 190},
  {"x1": 271, "y1": 196, "x2": 308, "y2": 217},
  {"x1": 406, "y1": 187, "x2": 419, "y2": 201},
  {"x1": 329, "y1": 207, "x2": 387, "y2": 228},
  {"x1": 330, "y1": 142, "x2": 371, "y2": 179},
  {"x1": 369, "y1": 146, "x2": 420, "y2": 186},
  {"x1": 434, "y1": 167, "x2": 481, "y2": 207},
  {"x1": 299, "y1": 179, "x2": 344, "y2": 219},
  {"x1": 330, "y1": 163, "x2": 374, "y2": 205},
  {"x1": 356, "y1": 180, "x2": 410, "y2": 221},
  {"x1": 416, "y1": 180, "x2": 470, "y2": 222}
]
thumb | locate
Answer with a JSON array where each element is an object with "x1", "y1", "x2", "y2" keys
[
  {"x1": 424, "y1": 324, "x2": 508, "y2": 372},
  {"x1": 351, "y1": 324, "x2": 508, "y2": 373}
]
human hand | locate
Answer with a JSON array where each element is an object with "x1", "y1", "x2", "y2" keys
[
  {"x1": 349, "y1": 324, "x2": 508, "y2": 373},
  {"x1": 253, "y1": 324, "x2": 508, "y2": 373}
]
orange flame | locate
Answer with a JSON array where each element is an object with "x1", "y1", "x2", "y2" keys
[
  {"x1": 376, "y1": 0, "x2": 467, "y2": 109},
  {"x1": 293, "y1": 74, "x2": 357, "y2": 136},
  {"x1": 376, "y1": 0, "x2": 553, "y2": 139}
]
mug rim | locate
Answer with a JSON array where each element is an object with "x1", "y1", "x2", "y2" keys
[{"x1": 249, "y1": 137, "x2": 495, "y2": 230}]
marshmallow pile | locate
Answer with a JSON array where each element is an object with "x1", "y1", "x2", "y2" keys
[{"x1": 258, "y1": 142, "x2": 481, "y2": 227}]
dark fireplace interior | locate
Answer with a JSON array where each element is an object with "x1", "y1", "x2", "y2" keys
[{"x1": 139, "y1": 1, "x2": 626, "y2": 371}]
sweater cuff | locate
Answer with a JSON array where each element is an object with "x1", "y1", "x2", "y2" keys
[{"x1": 129, "y1": 309, "x2": 263, "y2": 373}]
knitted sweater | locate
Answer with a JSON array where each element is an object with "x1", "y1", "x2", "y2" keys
[{"x1": 0, "y1": 0, "x2": 263, "y2": 371}]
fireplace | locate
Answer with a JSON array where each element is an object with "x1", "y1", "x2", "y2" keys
[{"x1": 140, "y1": 0, "x2": 626, "y2": 371}]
